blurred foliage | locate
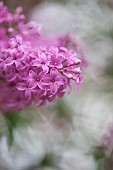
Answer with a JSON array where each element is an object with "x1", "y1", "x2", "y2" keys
[
  {"x1": 4, "y1": 107, "x2": 35, "y2": 147},
  {"x1": 97, "y1": 151, "x2": 113, "y2": 170},
  {"x1": 25, "y1": 153, "x2": 60, "y2": 170},
  {"x1": 93, "y1": 147, "x2": 113, "y2": 170},
  {"x1": 0, "y1": 115, "x2": 7, "y2": 137},
  {"x1": 93, "y1": 146, "x2": 106, "y2": 162},
  {"x1": 92, "y1": 146, "x2": 106, "y2": 170},
  {"x1": 105, "y1": 57, "x2": 113, "y2": 77},
  {"x1": 104, "y1": 151, "x2": 113, "y2": 170},
  {"x1": 54, "y1": 99, "x2": 73, "y2": 122},
  {"x1": 104, "y1": 29, "x2": 113, "y2": 78}
]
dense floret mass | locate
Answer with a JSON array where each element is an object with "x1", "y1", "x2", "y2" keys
[{"x1": 0, "y1": 2, "x2": 84, "y2": 113}]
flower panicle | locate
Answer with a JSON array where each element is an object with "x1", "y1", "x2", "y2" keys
[{"x1": 0, "y1": 2, "x2": 84, "y2": 113}]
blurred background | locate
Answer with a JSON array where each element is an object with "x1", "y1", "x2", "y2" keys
[{"x1": 1, "y1": 0, "x2": 113, "y2": 169}]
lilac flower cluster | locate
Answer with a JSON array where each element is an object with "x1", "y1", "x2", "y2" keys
[{"x1": 0, "y1": 2, "x2": 83, "y2": 113}]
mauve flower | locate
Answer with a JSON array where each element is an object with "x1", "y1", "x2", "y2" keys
[
  {"x1": 38, "y1": 85, "x2": 65, "y2": 107},
  {"x1": 9, "y1": 36, "x2": 22, "y2": 48},
  {"x1": 47, "y1": 85, "x2": 66, "y2": 103},
  {"x1": 32, "y1": 51, "x2": 49, "y2": 74},
  {"x1": 29, "y1": 70, "x2": 45, "y2": 89},
  {"x1": 38, "y1": 90, "x2": 55, "y2": 108},
  {"x1": 48, "y1": 53, "x2": 63, "y2": 68},
  {"x1": 41, "y1": 68, "x2": 64, "y2": 95},
  {"x1": 5, "y1": 48, "x2": 25, "y2": 70}
]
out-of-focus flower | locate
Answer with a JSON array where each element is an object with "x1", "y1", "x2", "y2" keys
[{"x1": 102, "y1": 123, "x2": 113, "y2": 154}]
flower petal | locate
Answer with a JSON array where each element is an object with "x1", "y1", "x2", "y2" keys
[
  {"x1": 16, "y1": 35, "x2": 22, "y2": 44},
  {"x1": 32, "y1": 60, "x2": 41, "y2": 67},
  {"x1": 38, "y1": 52, "x2": 46, "y2": 61},
  {"x1": 37, "y1": 82, "x2": 45, "y2": 90},
  {"x1": 49, "y1": 46, "x2": 59, "y2": 55},
  {"x1": 74, "y1": 67, "x2": 81, "y2": 74},
  {"x1": 55, "y1": 77, "x2": 64, "y2": 84},
  {"x1": 57, "y1": 55, "x2": 63, "y2": 63},
  {"x1": 29, "y1": 70, "x2": 37, "y2": 79},
  {"x1": 50, "y1": 83, "x2": 58, "y2": 95},
  {"x1": 9, "y1": 48, "x2": 17, "y2": 57},
  {"x1": 15, "y1": 61, "x2": 26, "y2": 70},
  {"x1": 56, "y1": 63, "x2": 62, "y2": 69},
  {"x1": 9, "y1": 38, "x2": 17, "y2": 47},
  {"x1": 25, "y1": 89, "x2": 31, "y2": 100},
  {"x1": 5, "y1": 57, "x2": 14, "y2": 65},
  {"x1": 57, "y1": 91, "x2": 65, "y2": 98},
  {"x1": 38, "y1": 99, "x2": 47, "y2": 108},
  {"x1": 42, "y1": 65, "x2": 49, "y2": 74},
  {"x1": 0, "y1": 61, "x2": 6, "y2": 71},
  {"x1": 50, "y1": 68, "x2": 58, "y2": 78},
  {"x1": 0, "y1": 53, "x2": 4, "y2": 61},
  {"x1": 17, "y1": 52, "x2": 24, "y2": 60},
  {"x1": 7, "y1": 73, "x2": 17, "y2": 81},
  {"x1": 17, "y1": 83, "x2": 27, "y2": 91},
  {"x1": 29, "y1": 80, "x2": 38, "y2": 89},
  {"x1": 50, "y1": 54, "x2": 56, "y2": 62},
  {"x1": 41, "y1": 77, "x2": 51, "y2": 85},
  {"x1": 47, "y1": 95, "x2": 56, "y2": 103}
]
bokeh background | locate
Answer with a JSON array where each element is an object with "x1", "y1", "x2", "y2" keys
[{"x1": 1, "y1": 0, "x2": 113, "y2": 169}]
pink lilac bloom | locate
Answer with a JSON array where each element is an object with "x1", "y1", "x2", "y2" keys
[
  {"x1": 0, "y1": 2, "x2": 85, "y2": 114},
  {"x1": 28, "y1": 70, "x2": 45, "y2": 89},
  {"x1": 32, "y1": 51, "x2": 49, "y2": 74},
  {"x1": 41, "y1": 68, "x2": 64, "y2": 95}
]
